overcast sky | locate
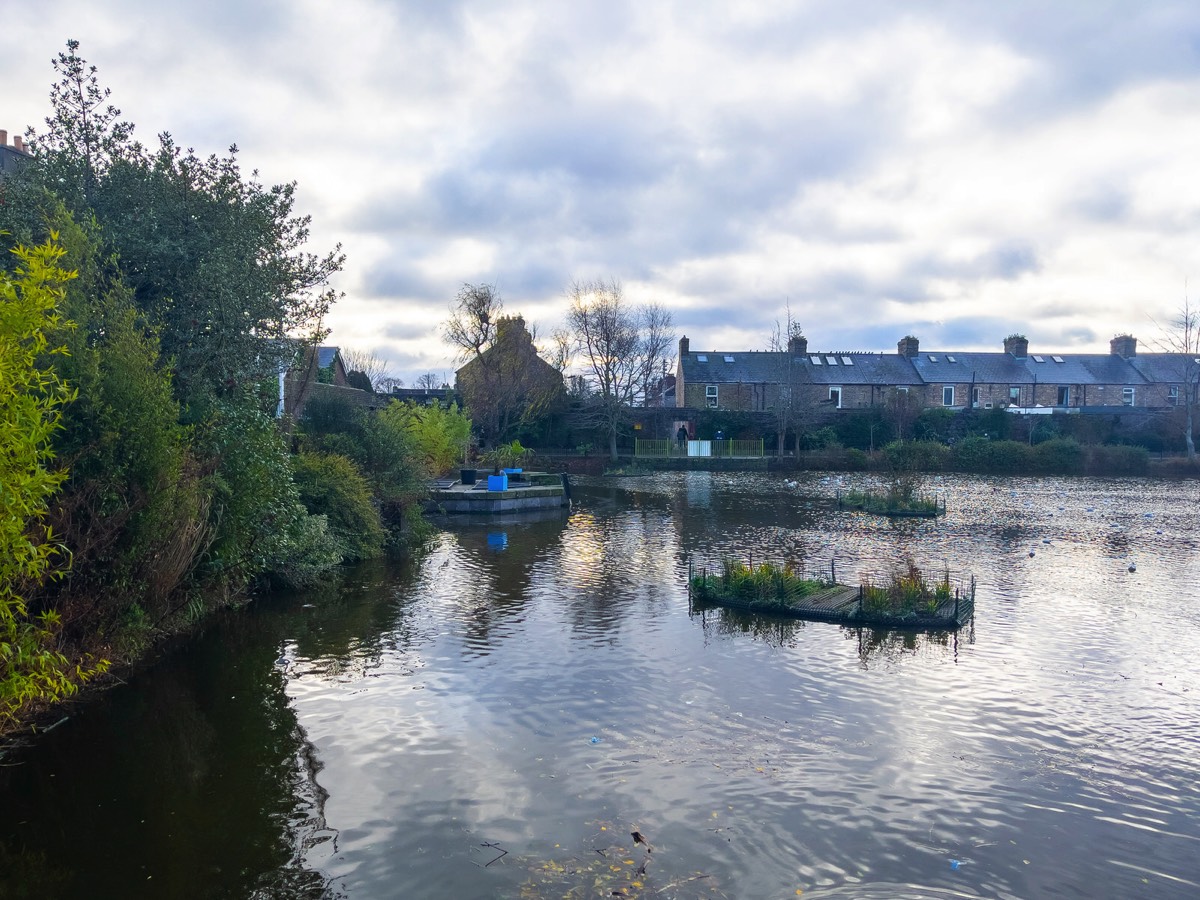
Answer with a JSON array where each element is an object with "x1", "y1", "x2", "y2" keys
[{"x1": 5, "y1": 1, "x2": 1200, "y2": 383}]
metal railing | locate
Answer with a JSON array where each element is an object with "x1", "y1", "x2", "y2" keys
[{"x1": 635, "y1": 438, "x2": 765, "y2": 458}]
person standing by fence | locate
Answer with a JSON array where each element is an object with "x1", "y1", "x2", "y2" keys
[{"x1": 676, "y1": 425, "x2": 688, "y2": 453}]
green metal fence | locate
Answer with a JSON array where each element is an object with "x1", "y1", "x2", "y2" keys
[{"x1": 635, "y1": 438, "x2": 765, "y2": 458}]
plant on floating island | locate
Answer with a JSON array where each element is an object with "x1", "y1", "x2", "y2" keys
[
  {"x1": 859, "y1": 560, "x2": 954, "y2": 617},
  {"x1": 690, "y1": 559, "x2": 831, "y2": 613},
  {"x1": 481, "y1": 439, "x2": 532, "y2": 472},
  {"x1": 841, "y1": 472, "x2": 942, "y2": 515}
]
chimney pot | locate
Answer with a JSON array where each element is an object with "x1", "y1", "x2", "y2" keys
[
  {"x1": 0, "y1": 130, "x2": 8, "y2": 147},
  {"x1": 12, "y1": 135, "x2": 23, "y2": 152},
  {"x1": 897, "y1": 335, "x2": 920, "y2": 358},
  {"x1": 1003, "y1": 334, "x2": 1029, "y2": 358},
  {"x1": 1110, "y1": 334, "x2": 1137, "y2": 358},
  {"x1": 788, "y1": 333, "x2": 808, "y2": 354},
  {"x1": 679, "y1": 335, "x2": 690, "y2": 355}
]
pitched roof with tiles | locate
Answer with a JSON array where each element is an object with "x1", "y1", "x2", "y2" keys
[
  {"x1": 800, "y1": 352, "x2": 922, "y2": 385},
  {"x1": 910, "y1": 351, "x2": 1149, "y2": 386},
  {"x1": 680, "y1": 351, "x2": 809, "y2": 385}
]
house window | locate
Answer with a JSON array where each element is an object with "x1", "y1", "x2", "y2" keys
[
  {"x1": 971, "y1": 387, "x2": 980, "y2": 407},
  {"x1": 1122, "y1": 387, "x2": 1135, "y2": 406},
  {"x1": 1168, "y1": 386, "x2": 1180, "y2": 406},
  {"x1": 706, "y1": 385, "x2": 718, "y2": 408},
  {"x1": 829, "y1": 386, "x2": 842, "y2": 408},
  {"x1": 1009, "y1": 386, "x2": 1021, "y2": 404},
  {"x1": 897, "y1": 386, "x2": 909, "y2": 394},
  {"x1": 1057, "y1": 386, "x2": 1070, "y2": 407},
  {"x1": 943, "y1": 386, "x2": 954, "y2": 406}
]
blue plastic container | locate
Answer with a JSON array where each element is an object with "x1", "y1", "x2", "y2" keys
[{"x1": 487, "y1": 474, "x2": 509, "y2": 491}]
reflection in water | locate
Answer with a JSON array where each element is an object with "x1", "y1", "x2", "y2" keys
[
  {"x1": 2, "y1": 473, "x2": 1199, "y2": 898},
  {"x1": 0, "y1": 599, "x2": 344, "y2": 900}
]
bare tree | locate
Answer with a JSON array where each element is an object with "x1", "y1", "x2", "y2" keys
[
  {"x1": 340, "y1": 347, "x2": 398, "y2": 391},
  {"x1": 444, "y1": 284, "x2": 563, "y2": 445},
  {"x1": 443, "y1": 283, "x2": 502, "y2": 361},
  {"x1": 375, "y1": 374, "x2": 404, "y2": 394},
  {"x1": 1151, "y1": 300, "x2": 1200, "y2": 460},
  {"x1": 565, "y1": 278, "x2": 674, "y2": 460},
  {"x1": 767, "y1": 309, "x2": 807, "y2": 455},
  {"x1": 415, "y1": 372, "x2": 441, "y2": 392}
]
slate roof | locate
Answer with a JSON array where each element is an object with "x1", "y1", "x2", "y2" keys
[
  {"x1": 1126, "y1": 353, "x2": 1200, "y2": 383},
  {"x1": 680, "y1": 344, "x2": 1193, "y2": 394},
  {"x1": 681, "y1": 351, "x2": 807, "y2": 385},
  {"x1": 800, "y1": 352, "x2": 922, "y2": 385},
  {"x1": 910, "y1": 351, "x2": 1150, "y2": 386}
]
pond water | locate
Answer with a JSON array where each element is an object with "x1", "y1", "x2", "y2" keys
[{"x1": 2, "y1": 472, "x2": 1199, "y2": 899}]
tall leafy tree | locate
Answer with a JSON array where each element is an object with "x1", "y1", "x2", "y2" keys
[{"x1": 27, "y1": 40, "x2": 343, "y2": 412}]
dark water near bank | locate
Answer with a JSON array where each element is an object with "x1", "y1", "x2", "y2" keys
[{"x1": 2, "y1": 473, "x2": 1199, "y2": 899}]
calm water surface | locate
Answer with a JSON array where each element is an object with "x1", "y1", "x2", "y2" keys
[{"x1": 2, "y1": 472, "x2": 1198, "y2": 899}]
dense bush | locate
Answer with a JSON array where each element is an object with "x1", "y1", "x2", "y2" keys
[
  {"x1": 1, "y1": 239, "x2": 108, "y2": 727},
  {"x1": 883, "y1": 440, "x2": 949, "y2": 472},
  {"x1": 1086, "y1": 444, "x2": 1150, "y2": 475},
  {"x1": 291, "y1": 452, "x2": 385, "y2": 562},
  {"x1": 1032, "y1": 438, "x2": 1084, "y2": 474}
]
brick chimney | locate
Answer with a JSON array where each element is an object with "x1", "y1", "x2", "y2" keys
[
  {"x1": 788, "y1": 333, "x2": 808, "y2": 354},
  {"x1": 0, "y1": 130, "x2": 7, "y2": 146},
  {"x1": 1004, "y1": 334, "x2": 1029, "y2": 358},
  {"x1": 1110, "y1": 334, "x2": 1137, "y2": 358},
  {"x1": 679, "y1": 335, "x2": 690, "y2": 356},
  {"x1": 13, "y1": 135, "x2": 24, "y2": 152},
  {"x1": 897, "y1": 335, "x2": 920, "y2": 358}
]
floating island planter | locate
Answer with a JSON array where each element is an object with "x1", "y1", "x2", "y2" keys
[
  {"x1": 688, "y1": 559, "x2": 973, "y2": 629},
  {"x1": 426, "y1": 471, "x2": 571, "y2": 514},
  {"x1": 837, "y1": 489, "x2": 945, "y2": 518}
]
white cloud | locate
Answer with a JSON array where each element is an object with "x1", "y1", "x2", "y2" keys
[{"x1": 4, "y1": 1, "x2": 1200, "y2": 380}]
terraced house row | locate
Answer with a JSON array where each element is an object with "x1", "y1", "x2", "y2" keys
[{"x1": 675, "y1": 332, "x2": 1199, "y2": 414}]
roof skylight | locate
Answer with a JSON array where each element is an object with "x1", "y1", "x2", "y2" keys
[
  {"x1": 946, "y1": 355, "x2": 957, "y2": 363},
  {"x1": 1032, "y1": 355, "x2": 1045, "y2": 363},
  {"x1": 811, "y1": 356, "x2": 823, "y2": 365},
  {"x1": 842, "y1": 356, "x2": 854, "y2": 365},
  {"x1": 826, "y1": 356, "x2": 839, "y2": 365},
  {"x1": 928, "y1": 355, "x2": 939, "y2": 362},
  {"x1": 1052, "y1": 355, "x2": 1064, "y2": 363},
  {"x1": 724, "y1": 355, "x2": 734, "y2": 363},
  {"x1": 696, "y1": 354, "x2": 707, "y2": 362}
]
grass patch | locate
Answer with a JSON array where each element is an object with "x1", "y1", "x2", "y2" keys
[
  {"x1": 690, "y1": 559, "x2": 832, "y2": 614},
  {"x1": 840, "y1": 487, "x2": 942, "y2": 516}
]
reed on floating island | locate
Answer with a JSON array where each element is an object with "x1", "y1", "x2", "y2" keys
[
  {"x1": 689, "y1": 559, "x2": 831, "y2": 616},
  {"x1": 838, "y1": 485, "x2": 943, "y2": 516},
  {"x1": 860, "y1": 561, "x2": 954, "y2": 617},
  {"x1": 689, "y1": 557, "x2": 975, "y2": 628}
]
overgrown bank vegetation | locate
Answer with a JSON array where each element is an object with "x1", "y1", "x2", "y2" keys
[{"x1": 0, "y1": 42, "x2": 466, "y2": 734}]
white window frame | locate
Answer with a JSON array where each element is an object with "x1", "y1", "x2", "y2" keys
[
  {"x1": 1122, "y1": 387, "x2": 1135, "y2": 406},
  {"x1": 706, "y1": 384, "x2": 718, "y2": 408},
  {"x1": 942, "y1": 385, "x2": 954, "y2": 407},
  {"x1": 1168, "y1": 385, "x2": 1180, "y2": 406},
  {"x1": 829, "y1": 386, "x2": 842, "y2": 408},
  {"x1": 1009, "y1": 386, "x2": 1021, "y2": 404},
  {"x1": 1057, "y1": 386, "x2": 1070, "y2": 407}
]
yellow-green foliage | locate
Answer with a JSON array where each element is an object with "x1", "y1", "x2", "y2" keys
[
  {"x1": 388, "y1": 400, "x2": 472, "y2": 477},
  {"x1": 1, "y1": 238, "x2": 107, "y2": 726}
]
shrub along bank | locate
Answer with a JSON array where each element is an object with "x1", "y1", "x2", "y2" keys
[{"x1": 0, "y1": 43, "x2": 466, "y2": 735}]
